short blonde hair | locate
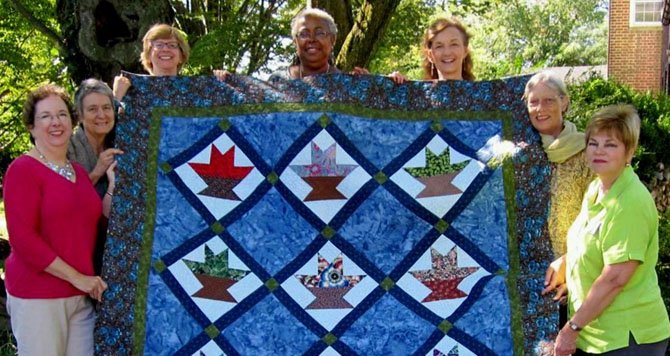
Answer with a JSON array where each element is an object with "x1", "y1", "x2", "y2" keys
[
  {"x1": 585, "y1": 104, "x2": 640, "y2": 154},
  {"x1": 140, "y1": 24, "x2": 190, "y2": 75}
]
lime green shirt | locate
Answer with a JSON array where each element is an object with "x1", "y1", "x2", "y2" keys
[{"x1": 566, "y1": 166, "x2": 670, "y2": 353}]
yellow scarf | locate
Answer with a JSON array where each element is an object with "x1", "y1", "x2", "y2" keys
[{"x1": 540, "y1": 121, "x2": 585, "y2": 163}]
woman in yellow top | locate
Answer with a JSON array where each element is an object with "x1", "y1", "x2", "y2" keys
[
  {"x1": 524, "y1": 72, "x2": 594, "y2": 259},
  {"x1": 525, "y1": 72, "x2": 595, "y2": 332},
  {"x1": 544, "y1": 104, "x2": 670, "y2": 355}
]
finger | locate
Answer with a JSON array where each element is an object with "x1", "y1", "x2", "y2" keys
[
  {"x1": 544, "y1": 266, "x2": 555, "y2": 286},
  {"x1": 554, "y1": 284, "x2": 568, "y2": 300},
  {"x1": 541, "y1": 284, "x2": 557, "y2": 296}
]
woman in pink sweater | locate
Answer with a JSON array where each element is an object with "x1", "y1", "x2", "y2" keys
[{"x1": 3, "y1": 84, "x2": 113, "y2": 355}]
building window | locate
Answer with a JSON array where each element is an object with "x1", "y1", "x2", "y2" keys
[{"x1": 630, "y1": 0, "x2": 664, "y2": 26}]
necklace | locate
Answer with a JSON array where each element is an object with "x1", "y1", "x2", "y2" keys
[
  {"x1": 35, "y1": 147, "x2": 75, "y2": 181},
  {"x1": 298, "y1": 62, "x2": 330, "y2": 79}
]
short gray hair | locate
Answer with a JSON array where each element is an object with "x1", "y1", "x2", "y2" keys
[
  {"x1": 290, "y1": 8, "x2": 338, "y2": 39},
  {"x1": 75, "y1": 78, "x2": 114, "y2": 117},
  {"x1": 523, "y1": 71, "x2": 569, "y2": 100}
]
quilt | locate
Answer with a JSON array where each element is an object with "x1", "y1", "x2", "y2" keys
[{"x1": 95, "y1": 73, "x2": 556, "y2": 355}]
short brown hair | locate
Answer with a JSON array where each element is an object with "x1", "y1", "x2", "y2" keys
[
  {"x1": 140, "y1": 24, "x2": 190, "y2": 75},
  {"x1": 585, "y1": 104, "x2": 640, "y2": 155},
  {"x1": 421, "y1": 17, "x2": 475, "y2": 81},
  {"x1": 22, "y1": 84, "x2": 76, "y2": 144},
  {"x1": 22, "y1": 84, "x2": 76, "y2": 129}
]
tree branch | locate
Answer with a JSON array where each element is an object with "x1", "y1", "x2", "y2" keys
[{"x1": 7, "y1": 0, "x2": 65, "y2": 49}]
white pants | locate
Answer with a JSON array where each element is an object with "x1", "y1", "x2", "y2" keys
[{"x1": 6, "y1": 293, "x2": 94, "y2": 356}]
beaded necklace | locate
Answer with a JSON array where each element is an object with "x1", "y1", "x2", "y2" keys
[{"x1": 35, "y1": 147, "x2": 75, "y2": 182}]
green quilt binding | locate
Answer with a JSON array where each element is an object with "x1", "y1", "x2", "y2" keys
[{"x1": 501, "y1": 115, "x2": 523, "y2": 355}]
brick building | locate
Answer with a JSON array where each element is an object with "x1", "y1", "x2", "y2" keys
[
  {"x1": 608, "y1": 0, "x2": 669, "y2": 93},
  {"x1": 663, "y1": 0, "x2": 670, "y2": 93}
]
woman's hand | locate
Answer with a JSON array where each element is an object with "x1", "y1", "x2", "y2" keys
[
  {"x1": 72, "y1": 274, "x2": 108, "y2": 302},
  {"x1": 388, "y1": 71, "x2": 408, "y2": 84},
  {"x1": 91, "y1": 148, "x2": 123, "y2": 184},
  {"x1": 350, "y1": 67, "x2": 370, "y2": 75},
  {"x1": 542, "y1": 255, "x2": 567, "y2": 300},
  {"x1": 213, "y1": 69, "x2": 232, "y2": 81},
  {"x1": 45, "y1": 257, "x2": 109, "y2": 301},
  {"x1": 103, "y1": 160, "x2": 117, "y2": 217},
  {"x1": 106, "y1": 160, "x2": 117, "y2": 192},
  {"x1": 113, "y1": 75, "x2": 132, "y2": 101},
  {"x1": 553, "y1": 325, "x2": 578, "y2": 356}
]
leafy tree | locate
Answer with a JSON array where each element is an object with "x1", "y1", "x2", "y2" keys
[
  {"x1": 177, "y1": 0, "x2": 301, "y2": 76},
  {"x1": 567, "y1": 74, "x2": 670, "y2": 182},
  {"x1": 469, "y1": 0, "x2": 608, "y2": 78},
  {"x1": 366, "y1": 0, "x2": 434, "y2": 78},
  {"x1": 1, "y1": 0, "x2": 69, "y2": 186}
]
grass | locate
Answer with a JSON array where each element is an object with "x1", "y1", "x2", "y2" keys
[{"x1": 0, "y1": 330, "x2": 14, "y2": 356}]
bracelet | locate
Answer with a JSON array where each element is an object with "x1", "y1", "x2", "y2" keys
[
  {"x1": 106, "y1": 191, "x2": 114, "y2": 197},
  {"x1": 567, "y1": 319, "x2": 583, "y2": 332}
]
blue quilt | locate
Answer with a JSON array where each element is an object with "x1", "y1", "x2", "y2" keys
[{"x1": 95, "y1": 73, "x2": 556, "y2": 355}]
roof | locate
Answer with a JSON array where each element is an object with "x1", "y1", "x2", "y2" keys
[{"x1": 532, "y1": 65, "x2": 608, "y2": 83}]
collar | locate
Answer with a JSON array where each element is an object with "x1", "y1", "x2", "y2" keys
[{"x1": 589, "y1": 165, "x2": 636, "y2": 209}]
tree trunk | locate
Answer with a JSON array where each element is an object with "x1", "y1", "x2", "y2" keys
[
  {"x1": 334, "y1": 0, "x2": 401, "y2": 71},
  {"x1": 309, "y1": 0, "x2": 353, "y2": 57},
  {"x1": 56, "y1": 0, "x2": 174, "y2": 85}
]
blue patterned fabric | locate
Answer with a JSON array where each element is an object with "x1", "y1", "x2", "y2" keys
[{"x1": 95, "y1": 73, "x2": 556, "y2": 355}]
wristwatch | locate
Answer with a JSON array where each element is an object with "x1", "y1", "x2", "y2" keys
[{"x1": 567, "y1": 320, "x2": 583, "y2": 332}]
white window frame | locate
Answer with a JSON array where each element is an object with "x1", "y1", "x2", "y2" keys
[{"x1": 630, "y1": 0, "x2": 664, "y2": 27}]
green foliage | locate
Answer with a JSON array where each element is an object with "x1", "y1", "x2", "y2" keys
[
  {"x1": 660, "y1": 214, "x2": 670, "y2": 265},
  {"x1": 567, "y1": 75, "x2": 670, "y2": 182},
  {"x1": 368, "y1": 0, "x2": 607, "y2": 80},
  {"x1": 182, "y1": 0, "x2": 298, "y2": 76},
  {"x1": 366, "y1": 0, "x2": 432, "y2": 78},
  {"x1": 0, "y1": 328, "x2": 15, "y2": 356},
  {"x1": 470, "y1": 0, "x2": 608, "y2": 79},
  {"x1": 1, "y1": 0, "x2": 70, "y2": 187},
  {"x1": 179, "y1": 0, "x2": 307, "y2": 76}
]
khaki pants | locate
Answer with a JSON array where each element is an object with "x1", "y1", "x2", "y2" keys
[{"x1": 6, "y1": 293, "x2": 94, "y2": 356}]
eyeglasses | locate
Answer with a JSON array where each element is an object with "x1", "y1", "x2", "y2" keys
[
  {"x1": 36, "y1": 112, "x2": 70, "y2": 122},
  {"x1": 296, "y1": 30, "x2": 330, "y2": 40},
  {"x1": 152, "y1": 41, "x2": 180, "y2": 50}
]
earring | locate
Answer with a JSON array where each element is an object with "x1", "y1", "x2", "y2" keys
[{"x1": 431, "y1": 62, "x2": 435, "y2": 78}]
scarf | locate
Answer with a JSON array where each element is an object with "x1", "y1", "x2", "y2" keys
[{"x1": 540, "y1": 121, "x2": 585, "y2": 163}]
